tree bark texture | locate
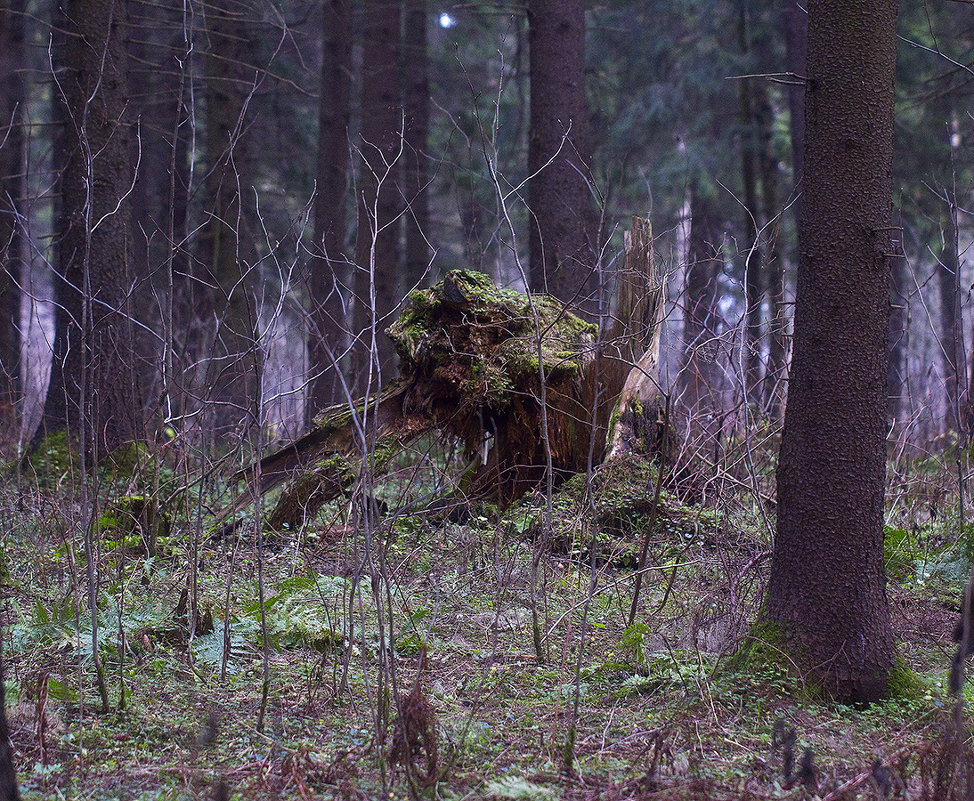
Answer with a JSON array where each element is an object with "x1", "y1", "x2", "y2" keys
[
  {"x1": 607, "y1": 219, "x2": 666, "y2": 458},
  {"x1": 888, "y1": 243, "x2": 909, "y2": 424},
  {"x1": 527, "y1": 0, "x2": 597, "y2": 318},
  {"x1": 309, "y1": 0, "x2": 352, "y2": 413},
  {"x1": 0, "y1": 623, "x2": 18, "y2": 800},
  {"x1": 43, "y1": 0, "x2": 144, "y2": 453},
  {"x1": 768, "y1": 0, "x2": 897, "y2": 703},
  {"x1": 939, "y1": 201, "x2": 965, "y2": 433},
  {"x1": 353, "y1": 0, "x2": 402, "y2": 389},
  {"x1": 0, "y1": 0, "x2": 24, "y2": 435}
]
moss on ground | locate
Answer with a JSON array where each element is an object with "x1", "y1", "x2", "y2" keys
[{"x1": 24, "y1": 430, "x2": 80, "y2": 489}]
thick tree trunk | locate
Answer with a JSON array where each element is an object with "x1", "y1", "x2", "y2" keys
[
  {"x1": 309, "y1": 0, "x2": 352, "y2": 413},
  {"x1": 0, "y1": 0, "x2": 24, "y2": 440},
  {"x1": 403, "y1": 0, "x2": 431, "y2": 290},
  {"x1": 353, "y1": 0, "x2": 402, "y2": 390},
  {"x1": 201, "y1": 3, "x2": 259, "y2": 435},
  {"x1": 768, "y1": 0, "x2": 897, "y2": 703},
  {"x1": 527, "y1": 0, "x2": 597, "y2": 317},
  {"x1": 126, "y1": 0, "x2": 184, "y2": 430},
  {"x1": 42, "y1": 0, "x2": 144, "y2": 453}
]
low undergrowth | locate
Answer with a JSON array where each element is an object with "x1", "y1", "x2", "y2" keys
[{"x1": 0, "y1": 438, "x2": 968, "y2": 800}]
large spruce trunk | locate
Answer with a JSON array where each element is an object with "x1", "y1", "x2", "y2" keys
[
  {"x1": 42, "y1": 0, "x2": 144, "y2": 452},
  {"x1": 200, "y1": 2, "x2": 259, "y2": 435},
  {"x1": 309, "y1": 0, "x2": 353, "y2": 412},
  {"x1": 527, "y1": 0, "x2": 597, "y2": 317},
  {"x1": 353, "y1": 0, "x2": 402, "y2": 388},
  {"x1": 0, "y1": 0, "x2": 24, "y2": 441},
  {"x1": 767, "y1": 0, "x2": 897, "y2": 702}
]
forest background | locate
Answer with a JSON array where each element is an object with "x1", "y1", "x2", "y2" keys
[{"x1": 0, "y1": 0, "x2": 973, "y2": 799}]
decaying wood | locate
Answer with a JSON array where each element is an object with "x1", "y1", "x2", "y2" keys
[
  {"x1": 231, "y1": 219, "x2": 666, "y2": 531},
  {"x1": 605, "y1": 218, "x2": 667, "y2": 458}
]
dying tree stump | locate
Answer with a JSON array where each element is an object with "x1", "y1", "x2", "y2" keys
[{"x1": 232, "y1": 219, "x2": 666, "y2": 531}]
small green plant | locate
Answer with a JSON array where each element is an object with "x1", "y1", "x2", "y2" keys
[
  {"x1": 617, "y1": 620, "x2": 650, "y2": 669},
  {"x1": 884, "y1": 525, "x2": 919, "y2": 582}
]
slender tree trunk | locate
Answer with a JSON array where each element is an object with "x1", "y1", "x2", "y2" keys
[
  {"x1": 737, "y1": 2, "x2": 762, "y2": 401},
  {"x1": 403, "y1": 0, "x2": 431, "y2": 290},
  {"x1": 781, "y1": 0, "x2": 807, "y2": 213},
  {"x1": 309, "y1": 0, "x2": 352, "y2": 413},
  {"x1": 768, "y1": 0, "x2": 897, "y2": 703},
  {"x1": 164, "y1": 24, "x2": 193, "y2": 425},
  {"x1": 888, "y1": 242, "x2": 909, "y2": 424},
  {"x1": 940, "y1": 204, "x2": 964, "y2": 432},
  {"x1": 527, "y1": 0, "x2": 597, "y2": 317},
  {"x1": 353, "y1": 0, "x2": 402, "y2": 389},
  {"x1": 43, "y1": 0, "x2": 144, "y2": 453},
  {"x1": 0, "y1": 620, "x2": 18, "y2": 800},
  {"x1": 0, "y1": 0, "x2": 24, "y2": 440},
  {"x1": 755, "y1": 82, "x2": 787, "y2": 415},
  {"x1": 202, "y1": 2, "x2": 258, "y2": 434},
  {"x1": 936, "y1": 98, "x2": 965, "y2": 434},
  {"x1": 682, "y1": 188, "x2": 722, "y2": 426}
]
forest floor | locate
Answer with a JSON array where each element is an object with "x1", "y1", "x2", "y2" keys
[{"x1": 0, "y1": 435, "x2": 969, "y2": 800}]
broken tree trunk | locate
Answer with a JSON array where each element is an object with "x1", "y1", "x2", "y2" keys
[
  {"x1": 236, "y1": 219, "x2": 665, "y2": 530},
  {"x1": 606, "y1": 218, "x2": 668, "y2": 458}
]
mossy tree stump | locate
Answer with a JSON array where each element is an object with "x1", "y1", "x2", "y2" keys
[{"x1": 237, "y1": 219, "x2": 666, "y2": 530}]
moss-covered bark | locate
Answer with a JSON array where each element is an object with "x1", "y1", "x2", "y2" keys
[{"x1": 235, "y1": 265, "x2": 665, "y2": 530}]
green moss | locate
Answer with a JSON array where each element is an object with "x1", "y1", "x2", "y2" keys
[
  {"x1": 100, "y1": 494, "x2": 172, "y2": 555},
  {"x1": 885, "y1": 655, "x2": 928, "y2": 701},
  {"x1": 725, "y1": 619, "x2": 791, "y2": 680},
  {"x1": 0, "y1": 540, "x2": 10, "y2": 587},
  {"x1": 315, "y1": 452, "x2": 356, "y2": 482},
  {"x1": 387, "y1": 270, "x2": 597, "y2": 412},
  {"x1": 106, "y1": 442, "x2": 152, "y2": 474},
  {"x1": 25, "y1": 430, "x2": 81, "y2": 489}
]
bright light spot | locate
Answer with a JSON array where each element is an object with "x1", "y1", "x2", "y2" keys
[{"x1": 439, "y1": 12, "x2": 455, "y2": 28}]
